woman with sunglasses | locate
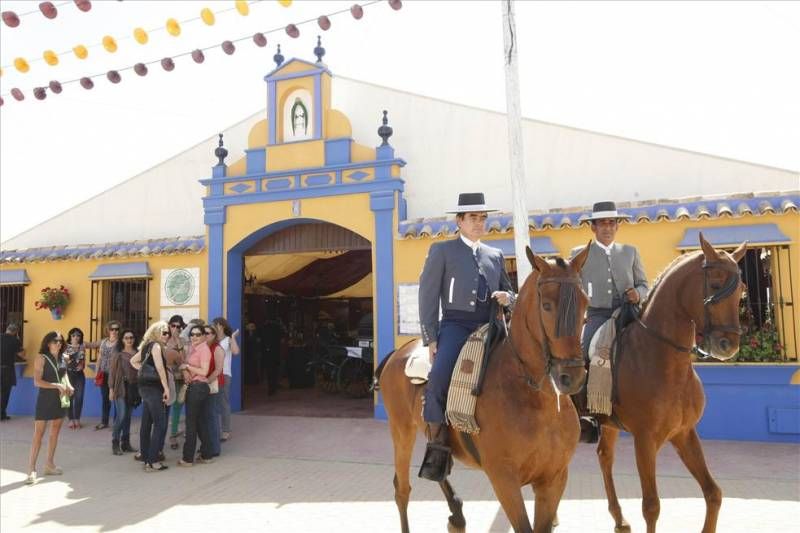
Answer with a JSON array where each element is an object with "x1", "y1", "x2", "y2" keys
[
  {"x1": 177, "y1": 324, "x2": 213, "y2": 466},
  {"x1": 130, "y1": 322, "x2": 170, "y2": 472},
  {"x1": 165, "y1": 315, "x2": 186, "y2": 450},
  {"x1": 203, "y1": 326, "x2": 225, "y2": 457},
  {"x1": 63, "y1": 328, "x2": 87, "y2": 430},
  {"x1": 211, "y1": 317, "x2": 239, "y2": 442},
  {"x1": 85, "y1": 320, "x2": 121, "y2": 430},
  {"x1": 109, "y1": 329, "x2": 140, "y2": 456},
  {"x1": 27, "y1": 331, "x2": 73, "y2": 484}
]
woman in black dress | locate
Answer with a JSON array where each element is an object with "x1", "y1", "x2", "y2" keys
[{"x1": 27, "y1": 331, "x2": 73, "y2": 484}]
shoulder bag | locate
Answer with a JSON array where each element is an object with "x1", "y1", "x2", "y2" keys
[
  {"x1": 137, "y1": 342, "x2": 162, "y2": 387},
  {"x1": 43, "y1": 354, "x2": 71, "y2": 408}
]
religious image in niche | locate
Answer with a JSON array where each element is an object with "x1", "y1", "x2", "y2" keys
[
  {"x1": 165, "y1": 269, "x2": 195, "y2": 306},
  {"x1": 291, "y1": 98, "x2": 308, "y2": 136}
]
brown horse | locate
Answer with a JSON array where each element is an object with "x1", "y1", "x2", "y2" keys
[
  {"x1": 378, "y1": 245, "x2": 591, "y2": 533},
  {"x1": 593, "y1": 233, "x2": 746, "y2": 533}
]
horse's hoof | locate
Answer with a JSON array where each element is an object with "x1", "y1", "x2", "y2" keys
[
  {"x1": 447, "y1": 515, "x2": 466, "y2": 532},
  {"x1": 614, "y1": 524, "x2": 631, "y2": 533}
]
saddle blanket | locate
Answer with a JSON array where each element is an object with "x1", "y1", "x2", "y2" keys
[
  {"x1": 445, "y1": 323, "x2": 491, "y2": 435},
  {"x1": 586, "y1": 308, "x2": 621, "y2": 416}
]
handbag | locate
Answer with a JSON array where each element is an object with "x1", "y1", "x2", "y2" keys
[
  {"x1": 137, "y1": 342, "x2": 162, "y2": 387},
  {"x1": 44, "y1": 355, "x2": 71, "y2": 408},
  {"x1": 209, "y1": 378, "x2": 219, "y2": 395},
  {"x1": 126, "y1": 382, "x2": 142, "y2": 408},
  {"x1": 94, "y1": 370, "x2": 105, "y2": 387}
]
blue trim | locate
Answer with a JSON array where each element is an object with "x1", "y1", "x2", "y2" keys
[
  {"x1": 199, "y1": 158, "x2": 407, "y2": 186},
  {"x1": 204, "y1": 206, "x2": 225, "y2": 225},
  {"x1": 0, "y1": 269, "x2": 30, "y2": 285},
  {"x1": 212, "y1": 165, "x2": 226, "y2": 179},
  {"x1": 208, "y1": 221, "x2": 224, "y2": 319},
  {"x1": 203, "y1": 179, "x2": 404, "y2": 209},
  {"x1": 88, "y1": 262, "x2": 152, "y2": 280},
  {"x1": 399, "y1": 197, "x2": 407, "y2": 221},
  {"x1": 678, "y1": 223, "x2": 791, "y2": 249},
  {"x1": 370, "y1": 190, "x2": 396, "y2": 420},
  {"x1": 268, "y1": 81, "x2": 277, "y2": 145},
  {"x1": 485, "y1": 237, "x2": 559, "y2": 256},
  {"x1": 306, "y1": 174, "x2": 333, "y2": 186},
  {"x1": 313, "y1": 73, "x2": 322, "y2": 140},
  {"x1": 325, "y1": 138, "x2": 352, "y2": 165},
  {"x1": 266, "y1": 178, "x2": 293, "y2": 191},
  {"x1": 246, "y1": 148, "x2": 266, "y2": 174}
]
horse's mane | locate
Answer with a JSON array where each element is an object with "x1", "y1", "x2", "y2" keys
[{"x1": 640, "y1": 250, "x2": 702, "y2": 312}]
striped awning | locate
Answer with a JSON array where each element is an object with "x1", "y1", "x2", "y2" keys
[
  {"x1": 0, "y1": 269, "x2": 30, "y2": 285},
  {"x1": 89, "y1": 262, "x2": 152, "y2": 280},
  {"x1": 677, "y1": 224, "x2": 791, "y2": 250}
]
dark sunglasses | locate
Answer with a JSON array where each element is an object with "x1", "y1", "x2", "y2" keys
[
  {"x1": 170, "y1": 324, "x2": 183, "y2": 329},
  {"x1": 190, "y1": 332, "x2": 204, "y2": 338},
  {"x1": 160, "y1": 330, "x2": 170, "y2": 336},
  {"x1": 204, "y1": 331, "x2": 215, "y2": 336},
  {"x1": 123, "y1": 335, "x2": 135, "y2": 340},
  {"x1": 109, "y1": 327, "x2": 120, "y2": 331}
]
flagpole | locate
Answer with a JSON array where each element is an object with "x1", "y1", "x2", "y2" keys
[{"x1": 500, "y1": 0, "x2": 532, "y2": 285}]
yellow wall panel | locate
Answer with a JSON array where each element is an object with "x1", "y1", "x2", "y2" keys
[{"x1": 266, "y1": 140, "x2": 325, "y2": 171}]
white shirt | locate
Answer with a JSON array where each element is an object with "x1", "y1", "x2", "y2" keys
[
  {"x1": 460, "y1": 234, "x2": 480, "y2": 256},
  {"x1": 595, "y1": 241, "x2": 615, "y2": 255},
  {"x1": 220, "y1": 336, "x2": 232, "y2": 376}
]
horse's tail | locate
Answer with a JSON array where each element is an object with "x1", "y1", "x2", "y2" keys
[{"x1": 370, "y1": 350, "x2": 395, "y2": 392}]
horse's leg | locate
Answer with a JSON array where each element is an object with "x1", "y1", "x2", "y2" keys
[
  {"x1": 670, "y1": 428, "x2": 722, "y2": 533},
  {"x1": 597, "y1": 426, "x2": 631, "y2": 532},
  {"x1": 389, "y1": 419, "x2": 416, "y2": 533},
  {"x1": 439, "y1": 479, "x2": 466, "y2": 531},
  {"x1": 633, "y1": 436, "x2": 661, "y2": 533},
  {"x1": 486, "y1": 468, "x2": 532, "y2": 533},
  {"x1": 531, "y1": 467, "x2": 568, "y2": 533}
]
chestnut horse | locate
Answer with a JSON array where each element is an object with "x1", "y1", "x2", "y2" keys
[
  {"x1": 378, "y1": 246, "x2": 591, "y2": 533},
  {"x1": 593, "y1": 234, "x2": 746, "y2": 533}
]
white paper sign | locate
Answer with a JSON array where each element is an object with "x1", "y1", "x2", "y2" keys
[
  {"x1": 397, "y1": 283, "x2": 421, "y2": 335},
  {"x1": 160, "y1": 268, "x2": 200, "y2": 307}
]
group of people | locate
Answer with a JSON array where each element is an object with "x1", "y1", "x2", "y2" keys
[{"x1": 23, "y1": 314, "x2": 239, "y2": 484}]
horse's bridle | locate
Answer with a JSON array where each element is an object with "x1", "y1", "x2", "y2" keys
[
  {"x1": 636, "y1": 259, "x2": 742, "y2": 358},
  {"x1": 508, "y1": 275, "x2": 585, "y2": 391}
]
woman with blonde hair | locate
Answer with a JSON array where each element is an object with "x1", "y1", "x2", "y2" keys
[{"x1": 130, "y1": 321, "x2": 170, "y2": 472}]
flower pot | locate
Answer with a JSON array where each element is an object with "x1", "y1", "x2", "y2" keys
[{"x1": 50, "y1": 308, "x2": 62, "y2": 320}]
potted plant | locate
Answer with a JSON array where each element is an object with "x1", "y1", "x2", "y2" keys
[{"x1": 34, "y1": 285, "x2": 70, "y2": 320}]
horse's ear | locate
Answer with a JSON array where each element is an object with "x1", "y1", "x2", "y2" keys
[
  {"x1": 731, "y1": 241, "x2": 747, "y2": 263},
  {"x1": 527, "y1": 245, "x2": 550, "y2": 273},
  {"x1": 570, "y1": 240, "x2": 591, "y2": 273},
  {"x1": 699, "y1": 232, "x2": 720, "y2": 261}
]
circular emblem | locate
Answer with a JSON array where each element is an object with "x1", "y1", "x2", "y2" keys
[{"x1": 165, "y1": 269, "x2": 194, "y2": 305}]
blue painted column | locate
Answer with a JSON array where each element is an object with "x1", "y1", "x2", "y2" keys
[
  {"x1": 370, "y1": 189, "x2": 396, "y2": 419},
  {"x1": 206, "y1": 163, "x2": 226, "y2": 322}
]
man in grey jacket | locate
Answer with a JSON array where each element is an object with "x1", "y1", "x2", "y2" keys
[
  {"x1": 575, "y1": 201, "x2": 648, "y2": 442},
  {"x1": 417, "y1": 192, "x2": 515, "y2": 482}
]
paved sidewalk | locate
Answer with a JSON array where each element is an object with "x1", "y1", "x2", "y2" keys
[{"x1": 1, "y1": 414, "x2": 798, "y2": 532}]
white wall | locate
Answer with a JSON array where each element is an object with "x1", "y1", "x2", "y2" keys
[{"x1": 4, "y1": 76, "x2": 797, "y2": 250}]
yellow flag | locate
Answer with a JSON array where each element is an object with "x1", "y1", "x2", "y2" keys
[
  {"x1": 43, "y1": 50, "x2": 59, "y2": 66},
  {"x1": 102, "y1": 36, "x2": 118, "y2": 53},
  {"x1": 14, "y1": 57, "x2": 30, "y2": 73},
  {"x1": 201, "y1": 7, "x2": 215, "y2": 25},
  {"x1": 279, "y1": 0, "x2": 293, "y2": 6},
  {"x1": 73, "y1": 45, "x2": 89, "y2": 59},
  {"x1": 134, "y1": 27, "x2": 149, "y2": 44},
  {"x1": 166, "y1": 18, "x2": 181, "y2": 36},
  {"x1": 235, "y1": 1, "x2": 250, "y2": 16}
]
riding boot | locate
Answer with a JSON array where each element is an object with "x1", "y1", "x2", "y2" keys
[
  {"x1": 418, "y1": 423, "x2": 452, "y2": 482},
  {"x1": 121, "y1": 438, "x2": 138, "y2": 453},
  {"x1": 579, "y1": 416, "x2": 600, "y2": 444},
  {"x1": 112, "y1": 439, "x2": 123, "y2": 456}
]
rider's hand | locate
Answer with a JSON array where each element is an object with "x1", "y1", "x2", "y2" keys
[
  {"x1": 492, "y1": 291, "x2": 511, "y2": 306},
  {"x1": 625, "y1": 288, "x2": 640, "y2": 304},
  {"x1": 428, "y1": 341, "x2": 437, "y2": 364}
]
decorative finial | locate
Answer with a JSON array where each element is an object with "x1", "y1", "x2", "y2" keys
[
  {"x1": 214, "y1": 133, "x2": 228, "y2": 166},
  {"x1": 273, "y1": 44, "x2": 284, "y2": 67},
  {"x1": 377, "y1": 110, "x2": 393, "y2": 146},
  {"x1": 314, "y1": 35, "x2": 326, "y2": 63}
]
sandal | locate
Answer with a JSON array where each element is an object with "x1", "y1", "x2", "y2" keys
[
  {"x1": 43, "y1": 465, "x2": 63, "y2": 476},
  {"x1": 169, "y1": 436, "x2": 179, "y2": 450},
  {"x1": 94, "y1": 423, "x2": 108, "y2": 430},
  {"x1": 25, "y1": 472, "x2": 39, "y2": 485},
  {"x1": 133, "y1": 452, "x2": 143, "y2": 462}
]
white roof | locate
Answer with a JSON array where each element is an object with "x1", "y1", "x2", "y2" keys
[{"x1": 3, "y1": 76, "x2": 798, "y2": 250}]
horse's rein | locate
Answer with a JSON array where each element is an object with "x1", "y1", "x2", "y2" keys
[{"x1": 635, "y1": 259, "x2": 742, "y2": 358}]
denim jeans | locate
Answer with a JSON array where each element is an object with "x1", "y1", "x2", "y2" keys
[
  {"x1": 220, "y1": 377, "x2": 232, "y2": 433},
  {"x1": 99, "y1": 380, "x2": 111, "y2": 425},
  {"x1": 138, "y1": 385, "x2": 166, "y2": 465},
  {"x1": 205, "y1": 392, "x2": 222, "y2": 456},
  {"x1": 170, "y1": 395, "x2": 184, "y2": 437},
  {"x1": 182, "y1": 382, "x2": 212, "y2": 462},
  {"x1": 112, "y1": 396, "x2": 131, "y2": 442},
  {"x1": 68, "y1": 371, "x2": 85, "y2": 421}
]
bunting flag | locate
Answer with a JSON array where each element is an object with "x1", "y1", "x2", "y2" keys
[
  {"x1": 0, "y1": 0, "x2": 400, "y2": 105},
  {"x1": 1, "y1": 0, "x2": 276, "y2": 73}
]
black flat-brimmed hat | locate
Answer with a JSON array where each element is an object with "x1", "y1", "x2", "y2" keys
[
  {"x1": 446, "y1": 192, "x2": 498, "y2": 214},
  {"x1": 586, "y1": 201, "x2": 631, "y2": 221}
]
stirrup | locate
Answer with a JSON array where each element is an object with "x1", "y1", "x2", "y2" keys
[
  {"x1": 418, "y1": 443, "x2": 453, "y2": 482},
  {"x1": 579, "y1": 416, "x2": 600, "y2": 444}
]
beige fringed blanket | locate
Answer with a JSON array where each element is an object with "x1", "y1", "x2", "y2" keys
[
  {"x1": 445, "y1": 323, "x2": 491, "y2": 434},
  {"x1": 586, "y1": 308, "x2": 621, "y2": 416}
]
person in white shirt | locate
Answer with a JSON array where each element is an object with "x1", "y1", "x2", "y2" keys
[{"x1": 211, "y1": 317, "x2": 239, "y2": 442}]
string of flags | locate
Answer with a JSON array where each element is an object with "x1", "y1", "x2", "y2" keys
[
  {"x1": 0, "y1": 1, "x2": 402, "y2": 106},
  {"x1": 2, "y1": 1, "x2": 90, "y2": 28},
  {"x1": 2, "y1": 1, "x2": 293, "y2": 74}
]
